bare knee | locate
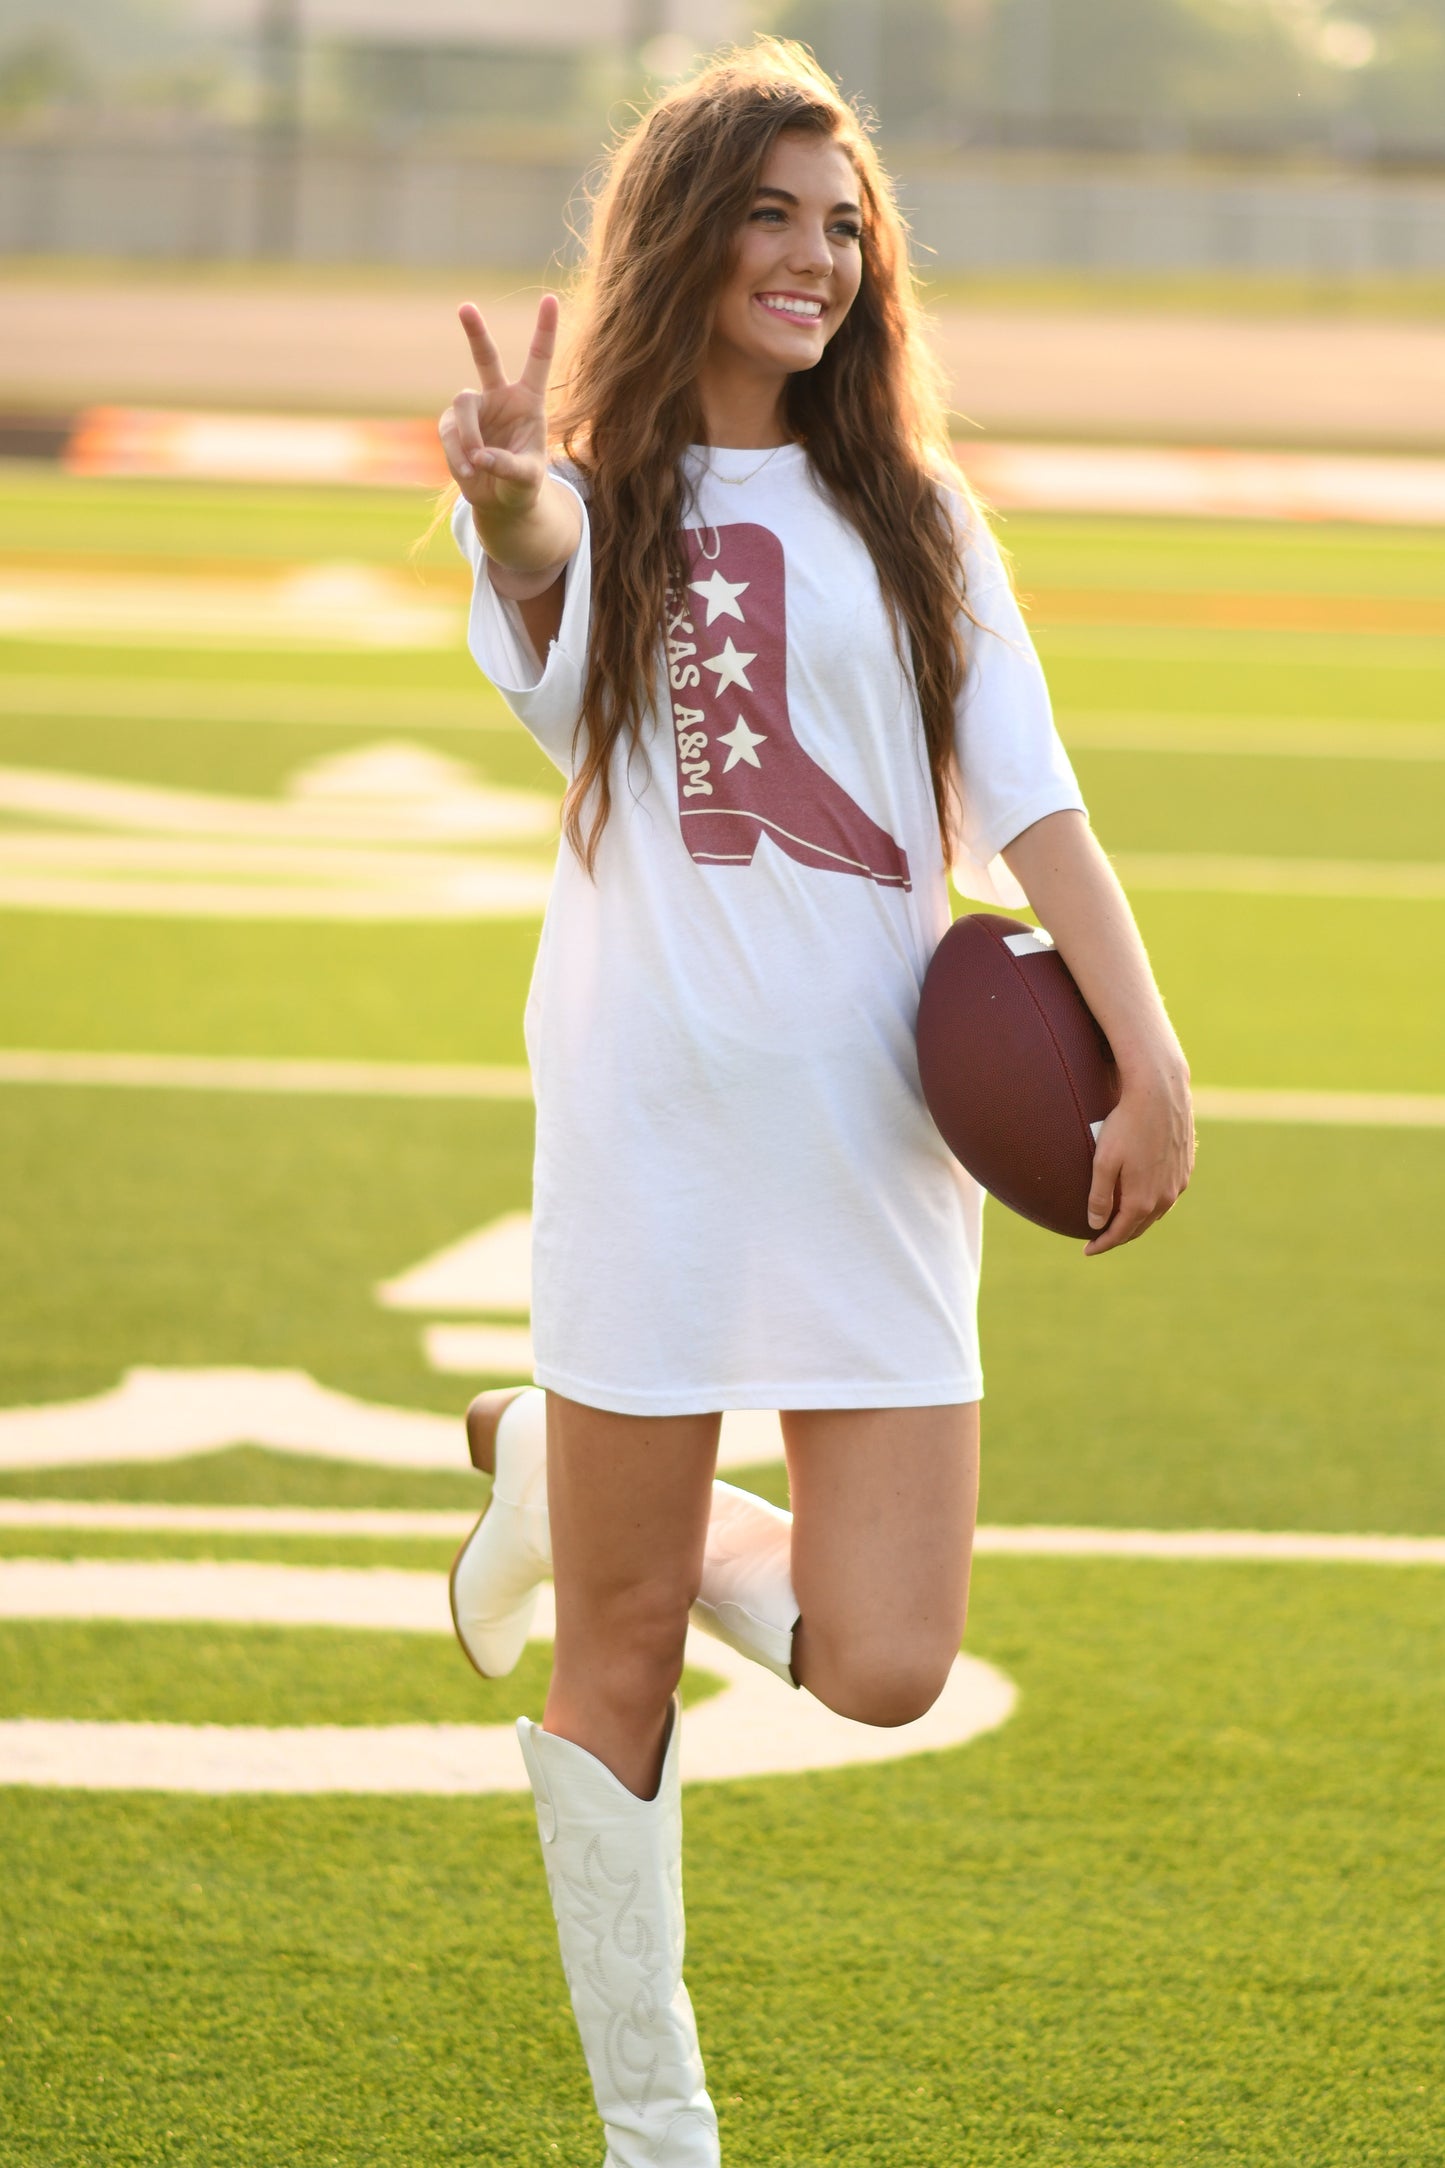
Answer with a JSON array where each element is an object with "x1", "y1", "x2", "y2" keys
[
  {"x1": 800, "y1": 1627, "x2": 956, "y2": 1728},
  {"x1": 553, "y1": 1574, "x2": 695, "y2": 1726}
]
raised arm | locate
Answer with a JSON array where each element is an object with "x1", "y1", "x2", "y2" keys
[
  {"x1": 438, "y1": 295, "x2": 583, "y2": 657},
  {"x1": 1001, "y1": 809, "x2": 1194, "y2": 1256}
]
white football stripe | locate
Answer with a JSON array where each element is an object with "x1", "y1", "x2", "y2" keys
[
  {"x1": 0, "y1": 1366, "x2": 787, "y2": 1476},
  {"x1": 1, "y1": 1057, "x2": 1443, "y2": 1128},
  {"x1": 0, "y1": 1565, "x2": 1016, "y2": 1794},
  {"x1": 3, "y1": 1505, "x2": 1443, "y2": 1563}
]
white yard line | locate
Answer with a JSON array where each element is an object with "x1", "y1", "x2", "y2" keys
[
  {"x1": 7, "y1": 677, "x2": 1444, "y2": 760},
  {"x1": 974, "y1": 1526, "x2": 1445, "y2": 1565},
  {"x1": 2, "y1": 840, "x2": 1438, "y2": 914},
  {"x1": 0, "y1": 566, "x2": 459, "y2": 649},
  {"x1": 0, "y1": 1367, "x2": 789, "y2": 1478},
  {"x1": 0, "y1": 763, "x2": 556, "y2": 844},
  {"x1": 1191, "y1": 1086, "x2": 1445, "y2": 1127},
  {"x1": 0, "y1": 1567, "x2": 1015, "y2": 1793},
  {"x1": 0, "y1": 1050, "x2": 535, "y2": 1098},
  {"x1": 0, "y1": 674, "x2": 509, "y2": 732},
  {"x1": 1061, "y1": 714, "x2": 1445, "y2": 761},
  {"x1": 2, "y1": 1500, "x2": 1442, "y2": 1563},
  {"x1": 1110, "y1": 852, "x2": 1445, "y2": 899},
  {"x1": 0, "y1": 1500, "x2": 476, "y2": 1536},
  {"x1": 0, "y1": 838, "x2": 554, "y2": 920},
  {"x1": 1, "y1": 1052, "x2": 1442, "y2": 1128},
  {"x1": 3, "y1": 1514, "x2": 1439, "y2": 1795}
]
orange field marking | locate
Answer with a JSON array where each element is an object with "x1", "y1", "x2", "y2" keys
[{"x1": 1025, "y1": 588, "x2": 1445, "y2": 636}]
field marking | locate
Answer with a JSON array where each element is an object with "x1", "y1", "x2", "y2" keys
[
  {"x1": 0, "y1": 673, "x2": 512, "y2": 732},
  {"x1": 0, "y1": 744, "x2": 560, "y2": 922},
  {"x1": 0, "y1": 754, "x2": 556, "y2": 844},
  {"x1": 1028, "y1": 587, "x2": 1445, "y2": 637},
  {"x1": 962, "y1": 441, "x2": 1445, "y2": 528},
  {"x1": 8, "y1": 677, "x2": 1444, "y2": 762},
  {"x1": 1192, "y1": 1086, "x2": 1445, "y2": 1127},
  {"x1": 423, "y1": 1323, "x2": 535, "y2": 1373},
  {"x1": 1037, "y1": 626, "x2": 1445, "y2": 669},
  {"x1": 43, "y1": 404, "x2": 1445, "y2": 522},
  {"x1": 0, "y1": 564, "x2": 458, "y2": 649},
  {"x1": 973, "y1": 1526, "x2": 1445, "y2": 1565},
  {"x1": 1062, "y1": 713, "x2": 1445, "y2": 761},
  {"x1": 2, "y1": 838, "x2": 1438, "y2": 915},
  {"x1": 2, "y1": 1499, "x2": 1444, "y2": 1564},
  {"x1": 0, "y1": 1567, "x2": 1016, "y2": 1793},
  {"x1": 1111, "y1": 852, "x2": 1445, "y2": 899},
  {"x1": 0, "y1": 833, "x2": 554, "y2": 920},
  {"x1": 0, "y1": 1500, "x2": 477, "y2": 1537},
  {"x1": 378, "y1": 1210, "x2": 531, "y2": 1311},
  {"x1": 0, "y1": 1366, "x2": 786, "y2": 1478},
  {"x1": 2, "y1": 1051, "x2": 1442, "y2": 1128},
  {"x1": 0, "y1": 1049, "x2": 535, "y2": 1098}
]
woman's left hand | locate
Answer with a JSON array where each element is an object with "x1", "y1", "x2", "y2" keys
[{"x1": 1083, "y1": 1058, "x2": 1195, "y2": 1257}]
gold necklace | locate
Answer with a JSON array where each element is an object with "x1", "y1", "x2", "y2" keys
[{"x1": 699, "y1": 442, "x2": 792, "y2": 486}]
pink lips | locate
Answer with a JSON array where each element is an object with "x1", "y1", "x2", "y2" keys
[{"x1": 753, "y1": 292, "x2": 826, "y2": 323}]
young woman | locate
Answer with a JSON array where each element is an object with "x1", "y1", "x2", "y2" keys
[{"x1": 437, "y1": 40, "x2": 1192, "y2": 2167}]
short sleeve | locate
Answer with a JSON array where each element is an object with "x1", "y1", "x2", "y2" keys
[
  {"x1": 450, "y1": 468, "x2": 591, "y2": 776},
  {"x1": 949, "y1": 505, "x2": 1087, "y2": 910}
]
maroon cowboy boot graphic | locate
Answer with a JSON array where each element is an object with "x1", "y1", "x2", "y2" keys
[{"x1": 666, "y1": 522, "x2": 911, "y2": 891}]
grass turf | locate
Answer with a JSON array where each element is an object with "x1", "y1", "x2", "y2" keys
[
  {"x1": 0, "y1": 1620, "x2": 722, "y2": 1727},
  {"x1": 0, "y1": 1530, "x2": 466, "y2": 1569},
  {"x1": 1, "y1": 473, "x2": 1442, "y2": 2168},
  {"x1": 0, "y1": 708, "x2": 559, "y2": 798},
  {"x1": 5, "y1": 704, "x2": 1445, "y2": 862},
  {"x1": 0, "y1": 1445, "x2": 487, "y2": 1510},
  {"x1": 2, "y1": 1558, "x2": 1441, "y2": 2166},
  {"x1": 1, "y1": 890, "x2": 1442, "y2": 1086},
  {"x1": 0, "y1": 1446, "x2": 794, "y2": 1518},
  {"x1": 1, "y1": 1092, "x2": 1442, "y2": 1533}
]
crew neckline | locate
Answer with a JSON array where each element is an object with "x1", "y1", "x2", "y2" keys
[{"x1": 686, "y1": 441, "x2": 808, "y2": 478}]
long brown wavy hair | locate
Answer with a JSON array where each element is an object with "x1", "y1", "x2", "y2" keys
[{"x1": 505, "y1": 40, "x2": 980, "y2": 872}]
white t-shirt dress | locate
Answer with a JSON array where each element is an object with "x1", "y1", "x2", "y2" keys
[{"x1": 452, "y1": 442, "x2": 1086, "y2": 1415}]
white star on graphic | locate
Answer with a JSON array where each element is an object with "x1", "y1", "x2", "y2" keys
[
  {"x1": 701, "y1": 637, "x2": 756, "y2": 694},
  {"x1": 718, "y1": 715, "x2": 767, "y2": 771},
  {"x1": 689, "y1": 568, "x2": 749, "y2": 626}
]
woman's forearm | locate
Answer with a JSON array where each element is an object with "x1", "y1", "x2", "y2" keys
[
  {"x1": 999, "y1": 809, "x2": 1186, "y2": 1084},
  {"x1": 474, "y1": 475, "x2": 581, "y2": 602},
  {"x1": 999, "y1": 809, "x2": 1193, "y2": 1251}
]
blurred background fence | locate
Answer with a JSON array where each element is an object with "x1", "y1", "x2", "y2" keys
[
  {"x1": 4, "y1": 134, "x2": 1444, "y2": 271},
  {"x1": 2, "y1": 0, "x2": 1444, "y2": 273}
]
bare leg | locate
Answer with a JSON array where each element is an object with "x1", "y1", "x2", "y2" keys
[
  {"x1": 782, "y1": 1402, "x2": 980, "y2": 1726},
  {"x1": 543, "y1": 1391, "x2": 721, "y2": 1799}
]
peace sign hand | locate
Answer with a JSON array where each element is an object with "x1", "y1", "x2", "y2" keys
[{"x1": 439, "y1": 295, "x2": 559, "y2": 525}]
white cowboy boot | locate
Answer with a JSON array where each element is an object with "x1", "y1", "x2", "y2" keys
[
  {"x1": 517, "y1": 1699, "x2": 720, "y2": 2168},
  {"x1": 450, "y1": 1393, "x2": 799, "y2": 1690},
  {"x1": 689, "y1": 1480, "x2": 799, "y2": 1689},
  {"x1": 448, "y1": 1386, "x2": 550, "y2": 1678}
]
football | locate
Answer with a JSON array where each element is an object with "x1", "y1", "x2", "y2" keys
[{"x1": 916, "y1": 912, "x2": 1120, "y2": 1239}]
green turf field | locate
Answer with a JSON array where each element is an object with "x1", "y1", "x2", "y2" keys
[{"x1": 1, "y1": 469, "x2": 1441, "y2": 2165}]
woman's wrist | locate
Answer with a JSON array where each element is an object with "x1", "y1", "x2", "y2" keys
[
  {"x1": 1113, "y1": 1033, "x2": 1191, "y2": 1094},
  {"x1": 471, "y1": 477, "x2": 579, "y2": 596}
]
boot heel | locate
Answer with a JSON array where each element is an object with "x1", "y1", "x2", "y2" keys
[{"x1": 464, "y1": 1386, "x2": 527, "y2": 1474}]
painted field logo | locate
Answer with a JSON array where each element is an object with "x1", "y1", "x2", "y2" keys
[{"x1": 666, "y1": 522, "x2": 911, "y2": 891}]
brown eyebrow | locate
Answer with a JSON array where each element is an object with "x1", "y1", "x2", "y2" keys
[{"x1": 753, "y1": 185, "x2": 862, "y2": 217}]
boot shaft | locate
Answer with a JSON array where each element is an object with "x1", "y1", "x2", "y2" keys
[{"x1": 518, "y1": 1701, "x2": 721, "y2": 2168}]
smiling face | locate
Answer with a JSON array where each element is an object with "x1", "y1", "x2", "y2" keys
[{"x1": 703, "y1": 130, "x2": 864, "y2": 405}]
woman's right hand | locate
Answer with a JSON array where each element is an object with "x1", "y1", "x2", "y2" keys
[{"x1": 438, "y1": 296, "x2": 558, "y2": 528}]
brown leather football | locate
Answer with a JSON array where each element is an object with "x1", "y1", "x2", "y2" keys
[{"x1": 916, "y1": 912, "x2": 1119, "y2": 1239}]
